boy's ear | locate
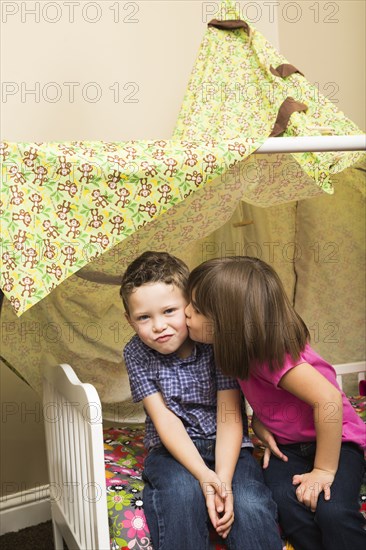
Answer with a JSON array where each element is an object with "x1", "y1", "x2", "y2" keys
[{"x1": 125, "y1": 312, "x2": 133, "y2": 327}]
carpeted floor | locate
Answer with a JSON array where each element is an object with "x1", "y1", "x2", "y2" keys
[{"x1": 0, "y1": 520, "x2": 64, "y2": 549}]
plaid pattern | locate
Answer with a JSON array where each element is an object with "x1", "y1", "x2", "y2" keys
[{"x1": 124, "y1": 335, "x2": 252, "y2": 450}]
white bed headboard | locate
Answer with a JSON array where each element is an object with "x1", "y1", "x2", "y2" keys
[{"x1": 42, "y1": 363, "x2": 110, "y2": 550}]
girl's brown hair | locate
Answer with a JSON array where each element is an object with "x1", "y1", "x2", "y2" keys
[{"x1": 188, "y1": 256, "x2": 309, "y2": 379}]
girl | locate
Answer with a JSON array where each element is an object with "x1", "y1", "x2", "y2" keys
[{"x1": 185, "y1": 256, "x2": 365, "y2": 550}]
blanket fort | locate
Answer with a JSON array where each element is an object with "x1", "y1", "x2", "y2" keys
[{"x1": 1, "y1": 0, "x2": 365, "y2": 317}]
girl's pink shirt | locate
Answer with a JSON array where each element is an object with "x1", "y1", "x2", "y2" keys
[{"x1": 239, "y1": 344, "x2": 365, "y2": 450}]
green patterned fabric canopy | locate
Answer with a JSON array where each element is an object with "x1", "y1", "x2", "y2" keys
[{"x1": 1, "y1": 0, "x2": 365, "y2": 316}]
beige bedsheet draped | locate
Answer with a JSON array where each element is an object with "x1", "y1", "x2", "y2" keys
[{"x1": 1, "y1": 161, "x2": 364, "y2": 421}]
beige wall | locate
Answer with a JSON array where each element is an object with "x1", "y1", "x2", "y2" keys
[
  {"x1": 1, "y1": 0, "x2": 280, "y2": 142},
  {"x1": 278, "y1": 0, "x2": 365, "y2": 130},
  {"x1": 0, "y1": 359, "x2": 49, "y2": 497},
  {"x1": 1, "y1": 0, "x2": 364, "y2": 500}
]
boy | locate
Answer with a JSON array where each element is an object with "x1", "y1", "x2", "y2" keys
[{"x1": 120, "y1": 251, "x2": 282, "y2": 550}]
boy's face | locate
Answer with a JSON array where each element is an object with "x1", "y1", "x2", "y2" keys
[{"x1": 126, "y1": 282, "x2": 192, "y2": 358}]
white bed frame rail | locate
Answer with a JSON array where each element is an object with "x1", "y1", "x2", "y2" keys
[
  {"x1": 42, "y1": 363, "x2": 110, "y2": 550},
  {"x1": 334, "y1": 361, "x2": 366, "y2": 391}
]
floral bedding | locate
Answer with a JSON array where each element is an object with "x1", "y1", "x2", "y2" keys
[{"x1": 104, "y1": 396, "x2": 366, "y2": 550}]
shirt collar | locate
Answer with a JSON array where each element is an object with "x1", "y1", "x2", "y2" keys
[{"x1": 139, "y1": 338, "x2": 202, "y2": 363}]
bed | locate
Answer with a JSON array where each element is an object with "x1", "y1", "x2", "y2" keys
[{"x1": 42, "y1": 362, "x2": 366, "y2": 550}]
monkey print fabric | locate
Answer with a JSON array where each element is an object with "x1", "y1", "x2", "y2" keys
[{"x1": 1, "y1": 0, "x2": 364, "y2": 316}]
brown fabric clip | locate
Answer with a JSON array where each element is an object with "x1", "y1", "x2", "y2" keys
[
  {"x1": 270, "y1": 97, "x2": 308, "y2": 137},
  {"x1": 208, "y1": 19, "x2": 250, "y2": 35},
  {"x1": 270, "y1": 64, "x2": 304, "y2": 78}
]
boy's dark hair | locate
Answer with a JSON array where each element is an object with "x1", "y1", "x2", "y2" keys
[
  {"x1": 120, "y1": 251, "x2": 189, "y2": 313},
  {"x1": 187, "y1": 256, "x2": 309, "y2": 379}
]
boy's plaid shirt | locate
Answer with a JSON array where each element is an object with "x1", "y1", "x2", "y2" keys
[{"x1": 124, "y1": 335, "x2": 252, "y2": 450}]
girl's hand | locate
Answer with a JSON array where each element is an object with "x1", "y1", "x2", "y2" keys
[
  {"x1": 215, "y1": 491, "x2": 234, "y2": 539},
  {"x1": 252, "y1": 415, "x2": 288, "y2": 468},
  {"x1": 292, "y1": 468, "x2": 335, "y2": 512}
]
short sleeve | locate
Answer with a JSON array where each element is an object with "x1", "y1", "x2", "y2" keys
[
  {"x1": 123, "y1": 338, "x2": 161, "y2": 403},
  {"x1": 216, "y1": 367, "x2": 239, "y2": 391},
  {"x1": 259, "y1": 351, "x2": 308, "y2": 387}
]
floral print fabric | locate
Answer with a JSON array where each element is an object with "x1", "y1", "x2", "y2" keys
[{"x1": 105, "y1": 426, "x2": 150, "y2": 550}]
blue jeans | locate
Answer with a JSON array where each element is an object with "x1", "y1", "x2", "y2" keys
[
  {"x1": 142, "y1": 439, "x2": 283, "y2": 550},
  {"x1": 263, "y1": 442, "x2": 366, "y2": 550}
]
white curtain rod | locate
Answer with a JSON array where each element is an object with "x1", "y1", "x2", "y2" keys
[{"x1": 255, "y1": 135, "x2": 366, "y2": 154}]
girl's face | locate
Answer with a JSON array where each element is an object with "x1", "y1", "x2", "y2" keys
[{"x1": 185, "y1": 294, "x2": 214, "y2": 344}]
